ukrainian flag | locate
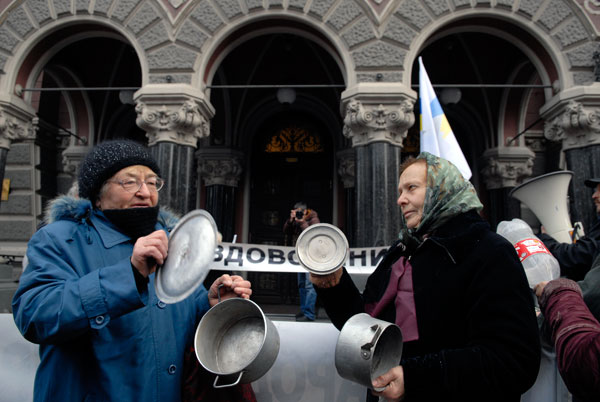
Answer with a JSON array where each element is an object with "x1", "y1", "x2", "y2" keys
[{"x1": 419, "y1": 57, "x2": 472, "y2": 180}]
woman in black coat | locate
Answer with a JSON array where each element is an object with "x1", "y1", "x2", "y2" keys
[{"x1": 311, "y1": 153, "x2": 540, "y2": 402}]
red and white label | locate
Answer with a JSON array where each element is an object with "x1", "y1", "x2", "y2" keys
[{"x1": 514, "y1": 238, "x2": 551, "y2": 262}]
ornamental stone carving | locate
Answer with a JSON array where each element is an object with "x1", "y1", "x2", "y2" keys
[
  {"x1": 342, "y1": 100, "x2": 415, "y2": 147},
  {"x1": 197, "y1": 149, "x2": 243, "y2": 187},
  {"x1": 543, "y1": 100, "x2": 600, "y2": 150},
  {"x1": 336, "y1": 148, "x2": 355, "y2": 188},
  {"x1": 61, "y1": 145, "x2": 89, "y2": 177},
  {"x1": 136, "y1": 100, "x2": 210, "y2": 147},
  {"x1": 134, "y1": 84, "x2": 215, "y2": 148},
  {"x1": 481, "y1": 147, "x2": 535, "y2": 189},
  {"x1": 0, "y1": 107, "x2": 37, "y2": 149}
]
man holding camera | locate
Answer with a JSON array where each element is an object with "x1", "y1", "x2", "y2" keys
[{"x1": 283, "y1": 201, "x2": 320, "y2": 321}]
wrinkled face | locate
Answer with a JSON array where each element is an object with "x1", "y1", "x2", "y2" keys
[
  {"x1": 96, "y1": 165, "x2": 159, "y2": 210},
  {"x1": 397, "y1": 160, "x2": 427, "y2": 229},
  {"x1": 593, "y1": 184, "x2": 600, "y2": 214}
]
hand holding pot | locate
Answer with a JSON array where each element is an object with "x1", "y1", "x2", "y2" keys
[
  {"x1": 371, "y1": 365, "x2": 405, "y2": 401},
  {"x1": 208, "y1": 274, "x2": 252, "y2": 307},
  {"x1": 131, "y1": 230, "x2": 168, "y2": 278},
  {"x1": 309, "y1": 267, "x2": 343, "y2": 288}
]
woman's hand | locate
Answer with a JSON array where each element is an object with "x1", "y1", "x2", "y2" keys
[
  {"x1": 208, "y1": 274, "x2": 252, "y2": 307},
  {"x1": 371, "y1": 366, "x2": 405, "y2": 401},
  {"x1": 309, "y1": 268, "x2": 343, "y2": 288},
  {"x1": 534, "y1": 281, "x2": 549, "y2": 298},
  {"x1": 131, "y1": 230, "x2": 168, "y2": 277}
]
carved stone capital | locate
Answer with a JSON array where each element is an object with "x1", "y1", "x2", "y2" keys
[
  {"x1": 196, "y1": 148, "x2": 244, "y2": 187},
  {"x1": 336, "y1": 148, "x2": 355, "y2": 188},
  {"x1": 481, "y1": 147, "x2": 535, "y2": 189},
  {"x1": 543, "y1": 100, "x2": 600, "y2": 150},
  {"x1": 342, "y1": 100, "x2": 415, "y2": 147},
  {"x1": 540, "y1": 84, "x2": 600, "y2": 151},
  {"x1": 134, "y1": 84, "x2": 215, "y2": 148},
  {"x1": 0, "y1": 106, "x2": 37, "y2": 149},
  {"x1": 61, "y1": 145, "x2": 90, "y2": 178},
  {"x1": 341, "y1": 83, "x2": 416, "y2": 147}
]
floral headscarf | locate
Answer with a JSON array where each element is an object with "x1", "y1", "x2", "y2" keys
[{"x1": 398, "y1": 152, "x2": 483, "y2": 246}]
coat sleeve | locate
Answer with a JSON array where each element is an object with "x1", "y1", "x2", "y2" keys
[
  {"x1": 539, "y1": 278, "x2": 600, "y2": 400},
  {"x1": 12, "y1": 227, "x2": 146, "y2": 345},
  {"x1": 315, "y1": 242, "x2": 403, "y2": 330},
  {"x1": 314, "y1": 268, "x2": 365, "y2": 330},
  {"x1": 538, "y1": 232, "x2": 598, "y2": 280},
  {"x1": 402, "y1": 235, "x2": 541, "y2": 400}
]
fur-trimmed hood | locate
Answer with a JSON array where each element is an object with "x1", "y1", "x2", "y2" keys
[{"x1": 42, "y1": 195, "x2": 180, "y2": 231}]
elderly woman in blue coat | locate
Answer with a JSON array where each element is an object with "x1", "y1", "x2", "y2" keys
[
  {"x1": 12, "y1": 140, "x2": 252, "y2": 402},
  {"x1": 311, "y1": 153, "x2": 540, "y2": 402}
]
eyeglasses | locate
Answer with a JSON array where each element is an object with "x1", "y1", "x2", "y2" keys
[{"x1": 109, "y1": 177, "x2": 165, "y2": 193}]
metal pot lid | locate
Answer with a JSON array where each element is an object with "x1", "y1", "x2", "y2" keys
[
  {"x1": 296, "y1": 223, "x2": 349, "y2": 275},
  {"x1": 155, "y1": 209, "x2": 218, "y2": 304}
]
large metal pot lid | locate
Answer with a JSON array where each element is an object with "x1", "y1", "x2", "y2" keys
[
  {"x1": 296, "y1": 223, "x2": 349, "y2": 275},
  {"x1": 155, "y1": 209, "x2": 218, "y2": 304}
]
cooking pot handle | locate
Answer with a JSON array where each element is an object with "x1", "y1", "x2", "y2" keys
[
  {"x1": 213, "y1": 371, "x2": 243, "y2": 389},
  {"x1": 217, "y1": 283, "x2": 224, "y2": 303},
  {"x1": 360, "y1": 324, "x2": 382, "y2": 360}
]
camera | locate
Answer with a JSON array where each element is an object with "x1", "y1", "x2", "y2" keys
[{"x1": 295, "y1": 210, "x2": 305, "y2": 219}]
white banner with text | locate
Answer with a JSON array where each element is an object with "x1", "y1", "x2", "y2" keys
[{"x1": 211, "y1": 243, "x2": 388, "y2": 274}]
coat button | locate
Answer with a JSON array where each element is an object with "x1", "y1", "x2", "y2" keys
[
  {"x1": 157, "y1": 301, "x2": 166, "y2": 309},
  {"x1": 168, "y1": 364, "x2": 177, "y2": 375},
  {"x1": 95, "y1": 315, "x2": 105, "y2": 325}
]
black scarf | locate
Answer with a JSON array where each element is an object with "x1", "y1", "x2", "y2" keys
[{"x1": 102, "y1": 206, "x2": 160, "y2": 241}]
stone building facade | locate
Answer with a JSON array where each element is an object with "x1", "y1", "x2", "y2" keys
[{"x1": 0, "y1": 0, "x2": 599, "y2": 309}]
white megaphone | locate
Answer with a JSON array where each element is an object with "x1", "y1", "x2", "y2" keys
[{"x1": 509, "y1": 171, "x2": 574, "y2": 243}]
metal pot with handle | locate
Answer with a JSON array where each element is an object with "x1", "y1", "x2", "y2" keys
[
  {"x1": 194, "y1": 296, "x2": 280, "y2": 388},
  {"x1": 335, "y1": 313, "x2": 403, "y2": 391}
]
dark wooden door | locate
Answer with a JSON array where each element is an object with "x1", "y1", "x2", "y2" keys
[{"x1": 248, "y1": 114, "x2": 333, "y2": 304}]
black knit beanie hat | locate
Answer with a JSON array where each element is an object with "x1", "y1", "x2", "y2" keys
[{"x1": 78, "y1": 140, "x2": 161, "y2": 201}]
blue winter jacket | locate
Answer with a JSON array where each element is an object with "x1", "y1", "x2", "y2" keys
[{"x1": 12, "y1": 197, "x2": 211, "y2": 402}]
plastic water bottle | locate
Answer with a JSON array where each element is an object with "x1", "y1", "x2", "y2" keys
[{"x1": 497, "y1": 218, "x2": 560, "y2": 288}]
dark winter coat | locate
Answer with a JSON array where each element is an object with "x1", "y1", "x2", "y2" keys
[
  {"x1": 578, "y1": 253, "x2": 600, "y2": 323},
  {"x1": 538, "y1": 218, "x2": 600, "y2": 280},
  {"x1": 316, "y1": 210, "x2": 541, "y2": 402}
]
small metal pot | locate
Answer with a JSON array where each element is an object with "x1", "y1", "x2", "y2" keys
[
  {"x1": 194, "y1": 298, "x2": 280, "y2": 388},
  {"x1": 335, "y1": 313, "x2": 403, "y2": 391}
]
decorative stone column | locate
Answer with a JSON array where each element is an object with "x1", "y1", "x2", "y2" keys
[
  {"x1": 480, "y1": 146, "x2": 535, "y2": 229},
  {"x1": 0, "y1": 98, "x2": 38, "y2": 255},
  {"x1": 342, "y1": 83, "x2": 416, "y2": 247},
  {"x1": 135, "y1": 84, "x2": 215, "y2": 214},
  {"x1": 541, "y1": 85, "x2": 600, "y2": 231},
  {"x1": 337, "y1": 148, "x2": 356, "y2": 246},
  {"x1": 196, "y1": 148, "x2": 243, "y2": 242},
  {"x1": 0, "y1": 103, "x2": 37, "y2": 184}
]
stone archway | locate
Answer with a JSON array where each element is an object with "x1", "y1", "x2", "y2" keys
[
  {"x1": 201, "y1": 31, "x2": 346, "y2": 241},
  {"x1": 402, "y1": 16, "x2": 568, "y2": 228},
  {"x1": 22, "y1": 34, "x2": 142, "y2": 210}
]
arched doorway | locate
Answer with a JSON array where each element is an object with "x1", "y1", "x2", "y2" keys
[
  {"x1": 411, "y1": 26, "x2": 560, "y2": 228},
  {"x1": 28, "y1": 34, "x2": 142, "y2": 211},
  {"x1": 206, "y1": 30, "x2": 345, "y2": 306}
]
